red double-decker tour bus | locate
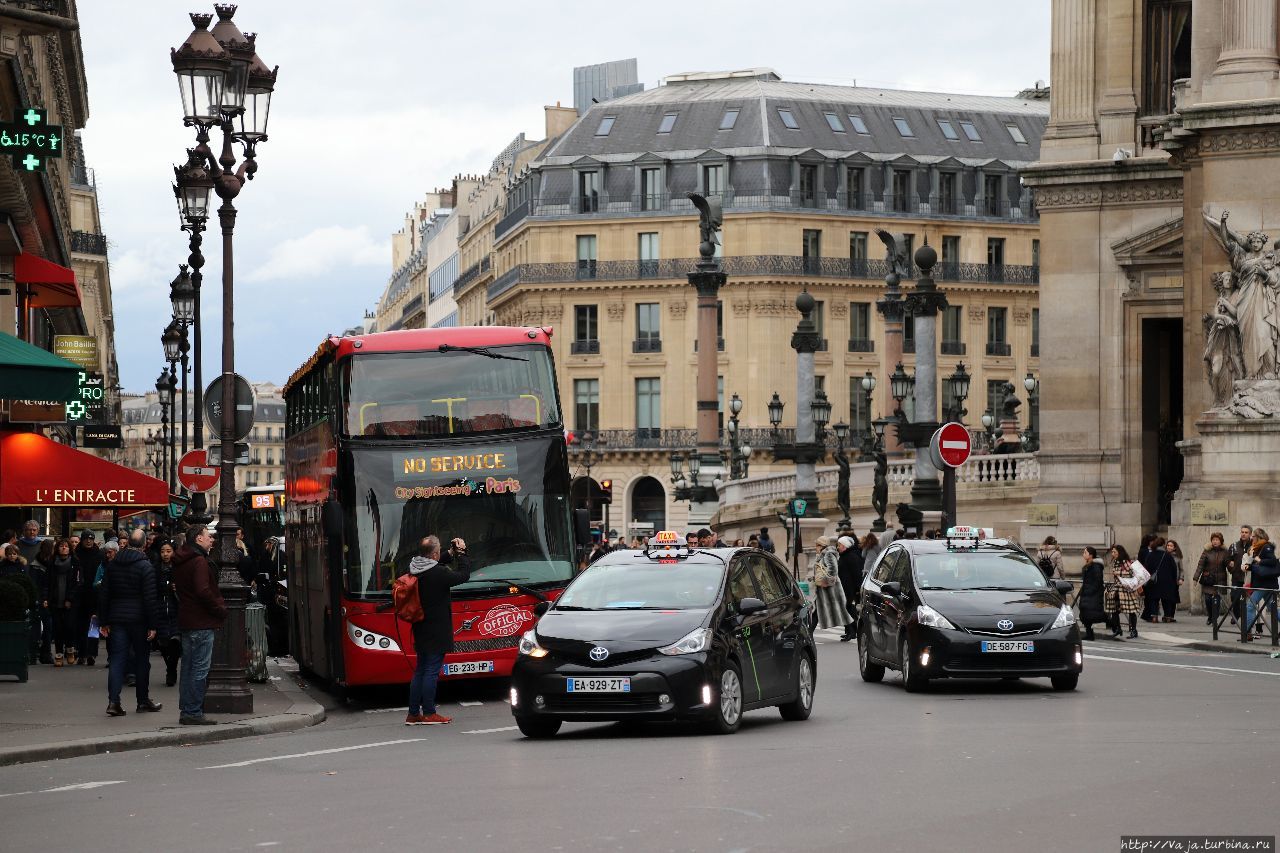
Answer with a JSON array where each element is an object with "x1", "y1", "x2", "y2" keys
[{"x1": 283, "y1": 327, "x2": 581, "y2": 689}]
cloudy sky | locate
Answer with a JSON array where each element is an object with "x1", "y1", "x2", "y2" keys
[{"x1": 77, "y1": 1, "x2": 1050, "y2": 393}]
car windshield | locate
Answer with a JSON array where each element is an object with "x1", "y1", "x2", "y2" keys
[
  {"x1": 914, "y1": 550, "x2": 1049, "y2": 590},
  {"x1": 556, "y1": 559, "x2": 724, "y2": 610}
]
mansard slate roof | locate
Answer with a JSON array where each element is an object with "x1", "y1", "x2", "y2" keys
[{"x1": 541, "y1": 75, "x2": 1048, "y2": 167}]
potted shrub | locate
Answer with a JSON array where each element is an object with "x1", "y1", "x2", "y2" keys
[{"x1": 0, "y1": 577, "x2": 31, "y2": 682}]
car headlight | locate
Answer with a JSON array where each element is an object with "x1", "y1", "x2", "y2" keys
[
  {"x1": 658, "y1": 627, "x2": 712, "y2": 656},
  {"x1": 916, "y1": 604, "x2": 956, "y2": 630},
  {"x1": 518, "y1": 629, "x2": 548, "y2": 658},
  {"x1": 1051, "y1": 604, "x2": 1077, "y2": 629}
]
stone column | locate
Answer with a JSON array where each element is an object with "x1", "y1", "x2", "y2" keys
[
  {"x1": 794, "y1": 296, "x2": 818, "y2": 503},
  {"x1": 1215, "y1": 0, "x2": 1279, "y2": 76},
  {"x1": 1048, "y1": 0, "x2": 1098, "y2": 128},
  {"x1": 906, "y1": 245, "x2": 945, "y2": 513},
  {"x1": 691, "y1": 266, "x2": 724, "y2": 466},
  {"x1": 877, "y1": 268, "x2": 905, "y2": 455}
]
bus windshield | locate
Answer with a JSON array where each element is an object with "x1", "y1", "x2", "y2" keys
[
  {"x1": 344, "y1": 346, "x2": 561, "y2": 438},
  {"x1": 344, "y1": 434, "x2": 574, "y2": 598}
]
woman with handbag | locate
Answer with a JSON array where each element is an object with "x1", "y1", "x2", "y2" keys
[
  {"x1": 1159, "y1": 539, "x2": 1184, "y2": 622},
  {"x1": 812, "y1": 536, "x2": 852, "y2": 634},
  {"x1": 1076, "y1": 546, "x2": 1107, "y2": 641},
  {"x1": 1104, "y1": 544, "x2": 1145, "y2": 639},
  {"x1": 1244, "y1": 529, "x2": 1279, "y2": 640},
  {"x1": 1194, "y1": 533, "x2": 1230, "y2": 625}
]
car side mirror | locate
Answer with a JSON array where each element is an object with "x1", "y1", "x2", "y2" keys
[
  {"x1": 1053, "y1": 579, "x2": 1073, "y2": 597},
  {"x1": 737, "y1": 597, "x2": 767, "y2": 617},
  {"x1": 880, "y1": 581, "x2": 902, "y2": 599},
  {"x1": 533, "y1": 601, "x2": 550, "y2": 617}
]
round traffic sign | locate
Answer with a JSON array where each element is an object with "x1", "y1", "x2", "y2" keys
[
  {"x1": 204, "y1": 373, "x2": 256, "y2": 442},
  {"x1": 930, "y1": 422, "x2": 972, "y2": 469},
  {"x1": 177, "y1": 449, "x2": 220, "y2": 492}
]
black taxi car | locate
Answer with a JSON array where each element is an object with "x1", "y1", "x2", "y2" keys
[
  {"x1": 509, "y1": 533, "x2": 817, "y2": 737},
  {"x1": 857, "y1": 527, "x2": 1083, "y2": 692}
]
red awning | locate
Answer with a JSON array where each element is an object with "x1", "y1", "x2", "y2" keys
[
  {"x1": 15, "y1": 252, "x2": 81, "y2": 308},
  {"x1": 0, "y1": 432, "x2": 168, "y2": 507}
]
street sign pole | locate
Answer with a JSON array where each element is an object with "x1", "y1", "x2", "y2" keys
[
  {"x1": 942, "y1": 467, "x2": 957, "y2": 532},
  {"x1": 929, "y1": 422, "x2": 972, "y2": 533}
]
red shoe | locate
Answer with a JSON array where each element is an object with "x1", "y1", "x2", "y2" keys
[
  {"x1": 421, "y1": 713, "x2": 452, "y2": 725},
  {"x1": 404, "y1": 714, "x2": 428, "y2": 726}
]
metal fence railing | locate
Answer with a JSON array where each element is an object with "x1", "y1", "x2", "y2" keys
[{"x1": 1207, "y1": 584, "x2": 1278, "y2": 646}]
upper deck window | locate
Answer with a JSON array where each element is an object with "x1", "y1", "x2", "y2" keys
[{"x1": 344, "y1": 345, "x2": 561, "y2": 438}]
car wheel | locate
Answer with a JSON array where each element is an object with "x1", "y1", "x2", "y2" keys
[
  {"x1": 515, "y1": 715, "x2": 562, "y2": 739},
  {"x1": 858, "y1": 625, "x2": 884, "y2": 683},
  {"x1": 900, "y1": 638, "x2": 929, "y2": 693},
  {"x1": 1050, "y1": 673, "x2": 1079, "y2": 692},
  {"x1": 779, "y1": 653, "x2": 815, "y2": 721},
  {"x1": 703, "y1": 662, "x2": 744, "y2": 734}
]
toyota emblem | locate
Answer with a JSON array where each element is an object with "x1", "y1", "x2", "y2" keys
[
  {"x1": 996, "y1": 619, "x2": 1014, "y2": 632},
  {"x1": 589, "y1": 646, "x2": 609, "y2": 662}
]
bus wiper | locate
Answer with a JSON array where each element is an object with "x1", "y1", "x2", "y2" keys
[
  {"x1": 437, "y1": 343, "x2": 528, "y2": 362},
  {"x1": 466, "y1": 577, "x2": 549, "y2": 602}
]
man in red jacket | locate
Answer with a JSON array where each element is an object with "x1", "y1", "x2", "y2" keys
[{"x1": 173, "y1": 525, "x2": 227, "y2": 725}]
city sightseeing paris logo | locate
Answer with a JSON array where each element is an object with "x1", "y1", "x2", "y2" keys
[
  {"x1": 477, "y1": 604, "x2": 533, "y2": 638},
  {"x1": 394, "y1": 476, "x2": 522, "y2": 501}
]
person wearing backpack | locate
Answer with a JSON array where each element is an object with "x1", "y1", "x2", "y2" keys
[
  {"x1": 403, "y1": 535, "x2": 471, "y2": 726},
  {"x1": 1035, "y1": 536, "x2": 1064, "y2": 581},
  {"x1": 1244, "y1": 528, "x2": 1279, "y2": 641}
]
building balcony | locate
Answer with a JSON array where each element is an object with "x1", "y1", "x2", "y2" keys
[
  {"x1": 632, "y1": 338, "x2": 662, "y2": 354},
  {"x1": 71, "y1": 230, "x2": 107, "y2": 255},
  {"x1": 512, "y1": 186, "x2": 1039, "y2": 228},
  {"x1": 848, "y1": 338, "x2": 874, "y2": 353},
  {"x1": 941, "y1": 340, "x2": 966, "y2": 355},
  {"x1": 693, "y1": 337, "x2": 726, "y2": 352},
  {"x1": 986, "y1": 341, "x2": 1012, "y2": 357},
  {"x1": 903, "y1": 339, "x2": 915, "y2": 354},
  {"x1": 487, "y1": 255, "x2": 1040, "y2": 301},
  {"x1": 570, "y1": 339, "x2": 600, "y2": 355}
]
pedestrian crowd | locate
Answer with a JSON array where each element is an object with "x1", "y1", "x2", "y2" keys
[{"x1": 0, "y1": 519, "x2": 232, "y2": 724}]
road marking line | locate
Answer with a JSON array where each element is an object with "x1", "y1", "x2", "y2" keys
[
  {"x1": 200, "y1": 739, "x2": 422, "y2": 769},
  {"x1": 1086, "y1": 654, "x2": 1280, "y2": 677},
  {"x1": 0, "y1": 780, "x2": 126, "y2": 799},
  {"x1": 458, "y1": 701, "x2": 483, "y2": 707},
  {"x1": 462, "y1": 726, "x2": 518, "y2": 734}
]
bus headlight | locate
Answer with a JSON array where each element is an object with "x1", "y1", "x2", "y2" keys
[
  {"x1": 346, "y1": 622, "x2": 401, "y2": 652},
  {"x1": 518, "y1": 630, "x2": 548, "y2": 658}
]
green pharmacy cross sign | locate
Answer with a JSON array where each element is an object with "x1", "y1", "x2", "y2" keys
[{"x1": 0, "y1": 108, "x2": 64, "y2": 172}]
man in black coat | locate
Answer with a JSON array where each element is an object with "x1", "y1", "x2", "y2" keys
[
  {"x1": 405, "y1": 535, "x2": 471, "y2": 726},
  {"x1": 98, "y1": 530, "x2": 161, "y2": 717}
]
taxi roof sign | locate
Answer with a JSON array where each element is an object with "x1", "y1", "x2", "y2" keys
[
  {"x1": 946, "y1": 526, "x2": 984, "y2": 540},
  {"x1": 653, "y1": 530, "x2": 680, "y2": 546}
]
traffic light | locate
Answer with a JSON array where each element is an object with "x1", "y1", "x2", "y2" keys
[{"x1": 599, "y1": 479, "x2": 613, "y2": 504}]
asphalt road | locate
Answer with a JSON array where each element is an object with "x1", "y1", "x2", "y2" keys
[{"x1": 2, "y1": 633, "x2": 1279, "y2": 853}]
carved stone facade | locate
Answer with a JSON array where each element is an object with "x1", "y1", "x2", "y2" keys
[{"x1": 1025, "y1": 0, "x2": 1280, "y2": 559}]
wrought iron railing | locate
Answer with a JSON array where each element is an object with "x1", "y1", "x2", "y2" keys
[
  {"x1": 986, "y1": 341, "x2": 1012, "y2": 357},
  {"x1": 633, "y1": 338, "x2": 662, "y2": 353},
  {"x1": 941, "y1": 340, "x2": 966, "y2": 355},
  {"x1": 570, "y1": 339, "x2": 600, "y2": 355},
  {"x1": 494, "y1": 201, "x2": 529, "y2": 240},
  {"x1": 848, "y1": 338, "x2": 874, "y2": 353},
  {"x1": 487, "y1": 256, "x2": 1038, "y2": 300},
  {"x1": 70, "y1": 230, "x2": 107, "y2": 255}
]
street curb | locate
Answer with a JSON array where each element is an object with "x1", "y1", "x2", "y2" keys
[
  {"x1": 1185, "y1": 639, "x2": 1280, "y2": 656},
  {"x1": 0, "y1": 663, "x2": 326, "y2": 768}
]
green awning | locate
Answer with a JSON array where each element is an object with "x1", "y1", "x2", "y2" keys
[{"x1": 0, "y1": 332, "x2": 82, "y2": 403}]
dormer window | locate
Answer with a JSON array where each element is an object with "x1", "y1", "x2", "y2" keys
[
  {"x1": 658, "y1": 112, "x2": 678, "y2": 134},
  {"x1": 1005, "y1": 123, "x2": 1027, "y2": 144},
  {"x1": 959, "y1": 120, "x2": 981, "y2": 141},
  {"x1": 848, "y1": 114, "x2": 869, "y2": 134},
  {"x1": 893, "y1": 117, "x2": 914, "y2": 137},
  {"x1": 937, "y1": 119, "x2": 959, "y2": 140},
  {"x1": 824, "y1": 112, "x2": 845, "y2": 132},
  {"x1": 719, "y1": 109, "x2": 739, "y2": 130},
  {"x1": 778, "y1": 108, "x2": 799, "y2": 129},
  {"x1": 595, "y1": 116, "x2": 616, "y2": 136}
]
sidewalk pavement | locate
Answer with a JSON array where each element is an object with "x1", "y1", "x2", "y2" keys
[
  {"x1": 0, "y1": 656, "x2": 325, "y2": 767},
  {"x1": 1095, "y1": 608, "x2": 1280, "y2": 656}
]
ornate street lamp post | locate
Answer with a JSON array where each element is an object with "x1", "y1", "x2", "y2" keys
[
  {"x1": 1022, "y1": 372, "x2": 1040, "y2": 452},
  {"x1": 858, "y1": 370, "x2": 877, "y2": 462},
  {"x1": 170, "y1": 5, "x2": 277, "y2": 715},
  {"x1": 156, "y1": 371, "x2": 172, "y2": 491},
  {"x1": 981, "y1": 411, "x2": 998, "y2": 452},
  {"x1": 832, "y1": 419, "x2": 851, "y2": 531},
  {"x1": 169, "y1": 268, "x2": 195, "y2": 456},
  {"x1": 870, "y1": 417, "x2": 891, "y2": 533},
  {"x1": 725, "y1": 393, "x2": 751, "y2": 480},
  {"x1": 944, "y1": 362, "x2": 972, "y2": 424}
]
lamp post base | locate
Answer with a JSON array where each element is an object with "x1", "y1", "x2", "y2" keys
[{"x1": 204, "y1": 574, "x2": 253, "y2": 714}]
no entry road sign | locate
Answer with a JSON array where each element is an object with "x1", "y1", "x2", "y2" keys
[
  {"x1": 177, "y1": 449, "x2": 219, "y2": 492},
  {"x1": 929, "y1": 422, "x2": 972, "y2": 469}
]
